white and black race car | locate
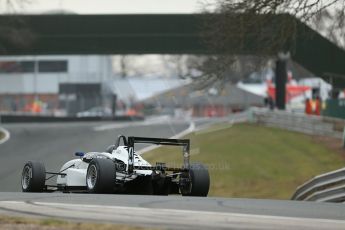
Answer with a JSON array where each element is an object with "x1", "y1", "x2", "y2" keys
[{"x1": 21, "y1": 135, "x2": 210, "y2": 196}]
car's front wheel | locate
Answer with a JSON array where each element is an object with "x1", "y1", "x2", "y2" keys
[
  {"x1": 86, "y1": 158, "x2": 115, "y2": 193},
  {"x1": 21, "y1": 161, "x2": 46, "y2": 192}
]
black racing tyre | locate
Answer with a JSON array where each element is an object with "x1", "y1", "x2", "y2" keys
[
  {"x1": 182, "y1": 163, "x2": 210, "y2": 197},
  {"x1": 86, "y1": 158, "x2": 115, "y2": 193},
  {"x1": 21, "y1": 161, "x2": 46, "y2": 192}
]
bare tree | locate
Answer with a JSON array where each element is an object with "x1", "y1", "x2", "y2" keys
[
  {"x1": 193, "y1": 0, "x2": 344, "y2": 84},
  {"x1": 185, "y1": 55, "x2": 271, "y2": 89},
  {"x1": 1, "y1": 0, "x2": 31, "y2": 13},
  {"x1": 312, "y1": 4, "x2": 345, "y2": 48},
  {"x1": 0, "y1": 0, "x2": 35, "y2": 54},
  {"x1": 206, "y1": 0, "x2": 344, "y2": 52}
]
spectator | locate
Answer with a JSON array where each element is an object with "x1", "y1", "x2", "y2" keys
[
  {"x1": 267, "y1": 96, "x2": 275, "y2": 110},
  {"x1": 314, "y1": 96, "x2": 322, "y2": 116},
  {"x1": 305, "y1": 98, "x2": 313, "y2": 115}
]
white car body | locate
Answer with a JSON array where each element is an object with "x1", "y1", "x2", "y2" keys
[{"x1": 56, "y1": 146, "x2": 152, "y2": 187}]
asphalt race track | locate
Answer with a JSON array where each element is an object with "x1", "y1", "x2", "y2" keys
[{"x1": 1, "y1": 119, "x2": 345, "y2": 229}]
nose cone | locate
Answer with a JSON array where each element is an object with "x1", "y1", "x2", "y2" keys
[{"x1": 75, "y1": 152, "x2": 85, "y2": 157}]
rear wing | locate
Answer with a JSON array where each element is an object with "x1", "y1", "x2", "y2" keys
[{"x1": 127, "y1": 136, "x2": 190, "y2": 174}]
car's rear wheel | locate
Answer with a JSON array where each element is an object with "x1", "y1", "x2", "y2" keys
[
  {"x1": 180, "y1": 163, "x2": 210, "y2": 197},
  {"x1": 21, "y1": 161, "x2": 46, "y2": 192},
  {"x1": 86, "y1": 158, "x2": 115, "y2": 193}
]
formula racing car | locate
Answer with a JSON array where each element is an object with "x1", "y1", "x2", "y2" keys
[{"x1": 21, "y1": 135, "x2": 210, "y2": 196}]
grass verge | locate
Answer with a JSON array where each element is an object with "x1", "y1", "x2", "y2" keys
[
  {"x1": 143, "y1": 123, "x2": 345, "y2": 199},
  {"x1": 0, "y1": 129, "x2": 4, "y2": 141},
  {"x1": 0, "y1": 215, "x2": 157, "y2": 230}
]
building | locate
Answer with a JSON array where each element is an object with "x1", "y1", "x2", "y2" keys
[
  {"x1": 0, "y1": 55, "x2": 113, "y2": 115},
  {"x1": 142, "y1": 80, "x2": 264, "y2": 117}
]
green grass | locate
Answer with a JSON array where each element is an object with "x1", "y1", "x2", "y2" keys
[
  {"x1": 144, "y1": 123, "x2": 345, "y2": 199},
  {"x1": 0, "y1": 130, "x2": 4, "y2": 141},
  {"x1": 0, "y1": 215, "x2": 159, "y2": 230}
]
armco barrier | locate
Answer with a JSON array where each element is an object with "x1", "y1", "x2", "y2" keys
[{"x1": 291, "y1": 167, "x2": 345, "y2": 203}]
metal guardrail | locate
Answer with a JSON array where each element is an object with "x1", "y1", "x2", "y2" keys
[
  {"x1": 250, "y1": 108, "x2": 345, "y2": 139},
  {"x1": 291, "y1": 167, "x2": 345, "y2": 203}
]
